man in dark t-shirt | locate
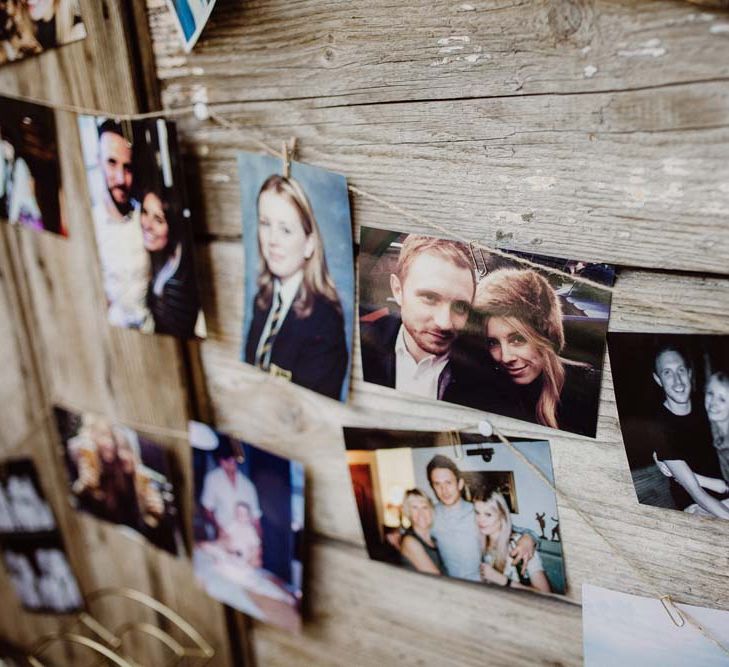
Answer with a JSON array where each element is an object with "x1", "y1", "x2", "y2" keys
[{"x1": 650, "y1": 347, "x2": 729, "y2": 517}]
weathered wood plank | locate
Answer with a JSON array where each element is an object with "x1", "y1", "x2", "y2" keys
[
  {"x1": 147, "y1": 0, "x2": 729, "y2": 107},
  {"x1": 169, "y1": 81, "x2": 729, "y2": 275}
]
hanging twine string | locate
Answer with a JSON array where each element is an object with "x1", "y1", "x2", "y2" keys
[
  {"x1": 466, "y1": 421, "x2": 729, "y2": 659},
  {"x1": 3, "y1": 92, "x2": 729, "y2": 651}
]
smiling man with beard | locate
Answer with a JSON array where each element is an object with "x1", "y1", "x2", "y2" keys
[
  {"x1": 90, "y1": 119, "x2": 152, "y2": 329},
  {"x1": 360, "y1": 234, "x2": 476, "y2": 401}
]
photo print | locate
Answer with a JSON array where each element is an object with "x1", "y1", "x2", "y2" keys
[
  {"x1": 608, "y1": 333, "x2": 729, "y2": 521},
  {"x1": 190, "y1": 422, "x2": 305, "y2": 632},
  {"x1": 54, "y1": 406, "x2": 185, "y2": 556},
  {"x1": 166, "y1": 0, "x2": 218, "y2": 52},
  {"x1": 344, "y1": 427, "x2": 567, "y2": 597},
  {"x1": 239, "y1": 151, "x2": 355, "y2": 402},
  {"x1": 0, "y1": 0, "x2": 86, "y2": 67},
  {"x1": 0, "y1": 458, "x2": 83, "y2": 614},
  {"x1": 583, "y1": 584, "x2": 729, "y2": 666},
  {"x1": 358, "y1": 227, "x2": 615, "y2": 437},
  {"x1": 0, "y1": 96, "x2": 66, "y2": 235},
  {"x1": 77, "y1": 114, "x2": 206, "y2": 338}
]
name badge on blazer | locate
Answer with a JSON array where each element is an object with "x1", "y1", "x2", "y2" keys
[{"x1": 269, "y1": 364, "x2": 292, "y2": 382}]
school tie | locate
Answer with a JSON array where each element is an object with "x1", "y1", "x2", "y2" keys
[{"x1": 256, "y1": 291, "x2": 284, "y2": 370}]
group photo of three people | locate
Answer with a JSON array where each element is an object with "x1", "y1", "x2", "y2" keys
[{"x1": 345, "y1": 428, "x2": 566, "y2": 597}]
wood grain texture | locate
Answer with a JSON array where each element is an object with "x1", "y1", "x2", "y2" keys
[{"x1": 140, "y1": 0, "x2": 729, "y2": 664}]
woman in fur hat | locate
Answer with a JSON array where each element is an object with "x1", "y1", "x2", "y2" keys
[{"x1": 472, "y1": 268, "x2": 598, "y2": 436}]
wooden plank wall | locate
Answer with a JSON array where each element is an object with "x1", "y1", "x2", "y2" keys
[
  {"x1": 0, "y1": 0, "x2": 727, "y2": 665},
  {"x1": 144, "y1": 0, "x2": 729, "y2": 665}
]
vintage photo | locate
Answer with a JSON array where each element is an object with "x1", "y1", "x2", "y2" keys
[
  {"x1": 0, "y1": 0, "x2": 85, "y2": 66},
  {"x1": 54, "y1": 407, "x2": 184, "y2": 555},
  {"x1": 78, "y1": 115, "x2": 206, "y2": 338},
  {"x1": 344, "y1": 427, "x2": 566, "y2": 597},
  {"x1": 0, "y1": 458, "x2": 83, "y2": 614},
  {"x1": 0, "y1": 96, "x2": 66, "y2": 235},
  {"x1": 190, "y1": 421, "x2": 305, "y2": 632},
  {"x1": 359, "y1": 227, "x2": 614, "y2": 437},
  {"x1": 166, "y1": 0, "x2": 218, "y2": 52},
  {"x1": 239, "y1": 152, "x2": 354, "y2": 402},
  {"x1": 583, "y1": 584, "x2": 729, "y2": 666},
  {"x1": 608, "y1": 333, "x2": 729, "y2": 521}
]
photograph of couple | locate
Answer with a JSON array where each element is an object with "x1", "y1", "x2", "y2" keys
[
  {"x1": 0, "y1": 0, "x2": 85, "y2": 66},
  {"x1": 54, "y1": 407, "x2": 184, "y2": 555},
  {"x1": 344, "y1": 427, "x2": 566, "y2": 597},
  {"x1": 190, "y1": 422, "x2": 305, "y2": 632},
  {"x1": 0, "y1": 458, "x2": 83, "y2": 614},
  {"x1": 359, "y1": 227, "x2": 614, "y2": 438},
  {"x1": 609, "y1": 333, "x2": 729, "y2": 521},
  {"x1": 78, "y1": 115, "x2": 206, "y2": 338},
  {"x1": 0, "y1": 96, "x2": 66, "y2": 235},
  {"x1": 239, "y1": 152, "x2": 354, "y2": 402}
]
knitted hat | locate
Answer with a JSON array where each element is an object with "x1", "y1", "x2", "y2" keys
[{"x1": 474, "y1": 268, "x2": 565, "y2": 352}]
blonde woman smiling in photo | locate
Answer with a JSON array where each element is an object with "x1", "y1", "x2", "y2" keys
[
  {"x1": 473, "y1": 490, "x2": 551, "y2": 593},
  {"x1": 473, "y1": 268, "x2": 598, "y2": 436},
  {"x1": 399, "y1": 488, "x2": 446, "y2": 575},
  {"x1": 244, "y1": 174, "x2": 347, "y2": 399}
]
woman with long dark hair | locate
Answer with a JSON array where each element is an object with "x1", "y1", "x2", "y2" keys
[{"x1": 244, "y1": 174, "x2": 347, "y2": 399}]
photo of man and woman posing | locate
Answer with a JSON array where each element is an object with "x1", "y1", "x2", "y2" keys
[
  {"x1": 190, "y1": 422, "x2": 305, "y2": 632},
  {"x1": 0, "y1": 0, "x2": 85, "y2": 66},
  {"x1": 239, "y1": 152, "x2": 354, "y2": 402},
  {"x1": 78, "y1": 115, "x2": 206, "y2": 338},
  {"x1": 609, "y1": 333, "x2": 729, "y2": 521},
  {"x1": 358, "y1": 227, "x2": 615, "y2": 438},
  {"x1": 54, "y1": 407, "x2": 184, "y2": 555},
  {"x1": 345, "y1": 428, "x2": 566, "y2": 597},
  {"x1": 0, "y1": 96, "x2": 66, "y2": 235}
]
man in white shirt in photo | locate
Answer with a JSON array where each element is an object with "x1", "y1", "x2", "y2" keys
[{"x1": 90, "y1": 119, "x2": 151, "y2": 329}]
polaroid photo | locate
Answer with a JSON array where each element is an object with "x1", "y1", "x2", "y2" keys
[
  {"x1": 344, "y1": 427, "x2": 567, "y2": 597},
  {"x1": 0, "y1": 96, "x2": 66, "y2": 235},
  {"x1": 608, "y1": 332, "x2": 729, "y2": 521},
  {"x1": 358, "y1": 227, "x2": 615, "y2": 437},
  {"x1": 0, "y1": 0, "x2": 86, "y2": 67},
  {"x1": 77, "y1": 114, "x2": 206, "y2": 338},
  {"x1": 166, "y1": 0, "x2": 218, "y2": 52},
  {"x1": 239, "y1": 151, "x2": 355, "y2": 402},
  {"x1": 583, "y1": 584, "x2": 729, "y2": 666},
  {"x1": 0, "y1": 458, "x2": 83, "y2": 614},
  {"x1": 190, "y1": 421, "x2": 305, "y2": 632},
  {"x1": 54, "y1": 406, "x2": 185, "y2": 556}
]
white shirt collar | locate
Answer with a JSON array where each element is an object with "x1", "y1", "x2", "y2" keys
[{"x1": 274, "y1": 270, "x2": 304, "y2": 311}]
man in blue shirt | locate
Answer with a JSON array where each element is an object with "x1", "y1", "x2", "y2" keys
[{"x1": 427, "y1": 454, "x2": 536, "y2": 582}]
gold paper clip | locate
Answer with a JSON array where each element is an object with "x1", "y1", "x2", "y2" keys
[
  {"x1": 28, "y1": 632, "x2": 135, "y2": 667},
  {"x1": 469, "y1": 241, "x2": 489, "y2": 278},
  {"x1": 660, "y1": 594, "x2": 686, "y2": 628},
  {"x1": 282, "y1": 137, "x2": 297, "y2": 178}
]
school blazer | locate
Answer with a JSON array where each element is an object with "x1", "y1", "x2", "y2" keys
[{"x1": 245, "y1": 292, "x2": 348, "y2": 400}]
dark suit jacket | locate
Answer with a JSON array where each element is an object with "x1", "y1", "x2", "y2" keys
[{"x1": 245, "y1": 292, "x2": 348, "y2": 400}]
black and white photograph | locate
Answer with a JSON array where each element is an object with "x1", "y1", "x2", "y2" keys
[
  {"x1": 78, "y1": 114, "x2": 206, "y2": 338},
  {"x1": 0, "y1": 95, "x2": 66, "y2": 235},
  {"x1": 344, "y1": 427, "x2": 566, "y2": 597},
  {"x1": 583, "y1": 584, "x2": 729, "y2": 666},
  {"x1": 0, "y1": 458, "x2": 83, "y2": 614},
  {"x1": 239, "y1": 151, "x2": 354, "y2": 402},
  {"x1": 191, "y1": 422, "x2": 305, "y2": 632},
  {"x1": 54, "y1": 406, "x2": 185, "y2": 555},
  {"x1": 359, "y1": 227, "x2": 614, "y2": 437},
  {"x1": 166, "y1": 0, "x2": 218, "y2": 52},
  {"x1": 608, "y1": 332, "x2": 729, "y2": 520},
  {"x1": 0, "y1": 0, "x2": 85, "y2": 66}
]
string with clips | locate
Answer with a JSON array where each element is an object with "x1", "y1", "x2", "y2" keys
[{"x1": 4, "y1": 92, "x2": 729, "y2": 655}]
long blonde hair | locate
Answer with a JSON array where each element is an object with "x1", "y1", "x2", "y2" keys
[
  {"x1": 255, "y1": 174, "x2": 341, "y2": 319},
  {"x1": 473, "y1": 490, "x2": 512, "y2": 573},
  {"x1": 474, "y1": 268, "x2": 566, "y2": 429}
]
